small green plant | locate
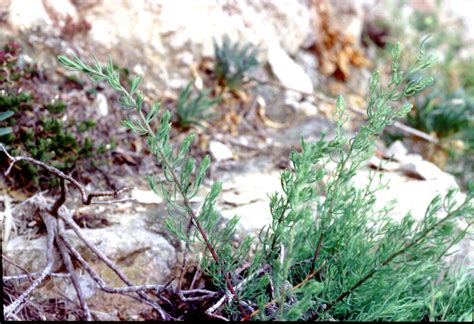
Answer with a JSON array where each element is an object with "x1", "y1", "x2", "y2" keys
[
  {"x1": 408, "y1": 89, "x2": 472, "y2": 138},
  {"x1": 213, "y1": 35, "x2": 259, "y2": 90},
  {"x1": 0, "y1": 41, "x2": 108, "y2": 192},
  {"x1": 58, "y1": 39, "x2": 473, "y2": 321},
  {"x1": 176, "y1": 82, "x2": 221, "y2": 128}
]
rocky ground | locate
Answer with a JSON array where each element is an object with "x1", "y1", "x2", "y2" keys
[{"x1": 2, "y1": 0, "x2": 473, "y2": 320}]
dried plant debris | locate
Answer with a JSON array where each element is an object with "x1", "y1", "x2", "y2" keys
[{"x1": 311, "y1": 0, "x2": 368, "y2": 81}]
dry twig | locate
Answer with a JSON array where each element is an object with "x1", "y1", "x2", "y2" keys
[{"x1": 1, "y1": 146, "x2": 173, "y2": 320}]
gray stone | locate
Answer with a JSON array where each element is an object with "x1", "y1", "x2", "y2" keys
[{"x1": 5, "y1": 225, "x2": 176, "y2": 287}]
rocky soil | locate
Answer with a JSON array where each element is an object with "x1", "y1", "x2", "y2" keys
[{"x1": 1, "y1": 0, "x2": 473, "y2": 320}]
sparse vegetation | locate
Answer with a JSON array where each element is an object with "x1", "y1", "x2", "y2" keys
[
  {"x1": 0, "y1": 41, "x2": 110, "y2": 191},
  {"x1": 213, "y1": 35, "x2": 260, "y2": 90},
  {"x1": 176, "y1": 82, "x2": 221, "y2": 128}
]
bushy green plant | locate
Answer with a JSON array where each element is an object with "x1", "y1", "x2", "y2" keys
[
  {"x1": 58, "y1": 40, "x2": 473, "y2": 321},
  {"x1": 408, "y1": 89, "x2": 473, "y2": 138},
  {"x1": 176, "y1": 82, "x2": 221, "y2": 128},
  {"x1": 213, "y1": 35, "x2": 259, "y2": 90}
]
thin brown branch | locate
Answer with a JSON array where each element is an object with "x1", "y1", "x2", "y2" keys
[
  {"x1": 49, "y1": 178, "x2": 67, "y2": 216},
  {"x1": 178, "y1": 289, "x2": 218, "y2": 302},
  {"x1": 134, "y1": 108, "x2": 246, "y2": 317},
  {"x1": 309, "y1": 233, "x2": 324, "y2": 274},
  {"x1": 178, "y1": 219, "x2": 194, "y2": 290},
  {"x1": 61, "y1": 236, "x2": 164, "y2": 295},
  {"x1": 60, "y1": 227, "x2": 174, "y2": 316},
  {"x1": 58, "y1": 210, "x2": 172, "y2": 320},
  {"x1": 1, "y1": 144, "x2": 131, "y2": 205}
]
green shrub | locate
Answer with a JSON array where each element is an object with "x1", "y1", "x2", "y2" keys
[
  {"x1": 58, "y1": 39, "x2": 472, "y2": 321},
  {"x1": 176, "y1": 82, "x2": 221, "y2": 128},
  {"x1": 408, "y1": 89, "x2": 473, "y2": 138},
  {"x1": 213, "y1": 35, "x2": 259, "y2": 90}
]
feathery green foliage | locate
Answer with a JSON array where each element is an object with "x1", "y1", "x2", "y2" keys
[
  {"x1": 58, "y1": 39, "x2": 473, "y2": 321},
  {"x1": 176, "y1": 82, "x2": 221, "y2": 128},
  {"x1": 58, "y1": 53, "x2": 252, "y2": 306},
  {"x1": 213, "y1": 35, "x2": 259, "y2": 90}
]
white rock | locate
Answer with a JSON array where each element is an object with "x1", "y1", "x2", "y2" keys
[
  {"x1": 93, "y1": 93, "x2": 108, "y2": 117},
  {"x1": 221, "y1": 201, "x2": 272, "y2": 237},
  {"x1": 353, "y1": 167, "x2": 459, "y2": 223},
  {"x1": 400, "y1": 156, "x2": 457, "y2": 183},
  {"x1": 43, "y1": 0, "x2": 78, "y2": 21},
  {"x1": 385, "y1": 140, "x2": 408, "y2": 161},
  {"x1": 209, "y1": 141, "x2": 233, "y2": 161},
  {"x1": 325, "y1": 0, "x2": 365, "y2": 41},
  {"x1": 131, "y1": 189, "x2": 163, "y2": 205},
  {"x1": 295, "y1": 101, "x2": 318, "y2": 116},
  {"x1": 268, "y1": 40, "x2": 314, "y2": 95},
  {"x1": 168, "y1": 78, "x2": 189, "y2": 90},
  {"x1": 9, "y1": 0, "x2": 53, "y2": 30},
  {"x1": 133, "y1": 64, "x2": 145, "y2": 76},
  {"x1": 220, "y1": 171, "x2": 282, "y2": 238}
]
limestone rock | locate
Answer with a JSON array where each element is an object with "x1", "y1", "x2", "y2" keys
[
  {"x1": 220, "y1": 171, "x2": 282, "y2": 238},
  {"x1": 268, "y1": 40, "x2": 314, "y2": 95},
  {"x1": 400, "y1": 154, "x2": 457, "y2": 183},
  {"x1": 8, "y1": 0, "x2": 53, "y2": 30},
  {"x1": 209, "y1": 140, "x2": 233, "y2": 161},
  {"x1": 131, "y1": 189, "x2": 163, "y2": 205},
  {"x1": 5, "y1": 225, "x2": 176, "y2": 286},
  {"x1": 384, "y1": 140, "x2": 408, "y2": 161},
  {"x1": 43, "y1": 0, "x2": 78, "y2": 21}
]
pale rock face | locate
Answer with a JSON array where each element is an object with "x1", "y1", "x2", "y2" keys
[
  {"x1": 328, "y1": 0, "x2": 365, "y2": 40},
  {"x1": 8, "y1": 0, "x2": 53, "y2": 30},
  {"x1": 131, "y1": 188, "x2": 163, "y2": 205},
  {"x1": 5, "y1": 225, "x2": 176, "y2": 285},
  {"x1": 220, "y1": 171, "x2": 282, "y2": 239},
  {"x1": 81, "y1": 0, "x2": 314, "y2": 58},
  {"x1": 43, "y1": 0, "x2": 78, "y2": 21},
  {"x1": 5, "y1": 0, "x2": 316, "y2": 92},
  {"x1": 384, "y1": 140, "x2": 409, "y2": 161},
  {"x1": 399, "y1": 154, "x2": 458, "y2": 184},
  {"x1": 268, "y1": 40, "x2": 314, "y2": 95}
]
